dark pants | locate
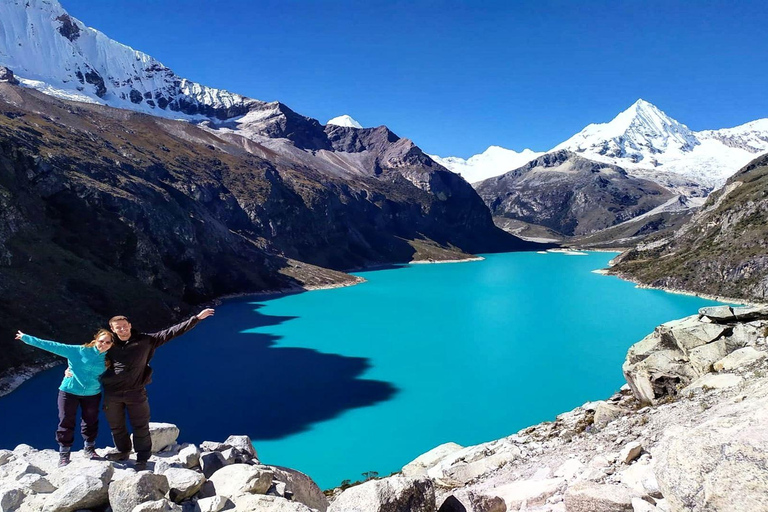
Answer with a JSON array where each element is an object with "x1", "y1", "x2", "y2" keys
[
  {"x1": 103, "y1": 387, "x2": 152, "y2": 462},
  {"x1": 56, "y1": 390, "x2": 101, "y2": 448}
]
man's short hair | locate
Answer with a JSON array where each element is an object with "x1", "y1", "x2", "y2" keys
[{"x1": 109, "y1": 315, "x2": 130, "y2": 325}]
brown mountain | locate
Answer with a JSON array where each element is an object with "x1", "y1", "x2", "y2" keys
[{"x1": 0, "y1": 83, "x2": 541, "y2": 381}]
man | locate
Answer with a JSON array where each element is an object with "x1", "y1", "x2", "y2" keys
[{"x1": 100, "y1": 308, "x2": 214, "y2": 470}]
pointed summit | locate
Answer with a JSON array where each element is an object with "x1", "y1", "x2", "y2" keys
[
  {"x1": 555, "y1": 99, "x2": 699, "y2": 164},
  {"x1": 327, "y1": 115, "x2": 363, "y2": 129}
]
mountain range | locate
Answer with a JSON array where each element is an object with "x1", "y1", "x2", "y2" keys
[
  {"x1": 433, "y1": 100, "x2": 768, "y2": 193},
  {"x1": 0, "y1": 0, "x2": 544, "y2": 380}
]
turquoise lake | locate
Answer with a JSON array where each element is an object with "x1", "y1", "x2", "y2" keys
[{"x1": 0, "y1": 251, "x2": 724, "y2": 489}]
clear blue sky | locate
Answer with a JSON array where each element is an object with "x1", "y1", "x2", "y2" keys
[{"x1": 61, "y1": 0, "x2": 768, "y2": 158}]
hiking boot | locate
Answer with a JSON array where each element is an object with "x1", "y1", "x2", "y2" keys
[
  {"x1": 83, "y1": 445, "x2": 100, "y2": 460},
  {"x1": 58, "y1": 451, "x2": 71, "y2": 467},
  {"x1": 134, "y1": 460, "x2": 148, "y2": 471},
  {"x1": 106, "y1": 451, "x2": 130, "y2": 462}
]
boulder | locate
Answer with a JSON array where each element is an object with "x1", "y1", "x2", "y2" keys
[
  {"x1": 199, "y1": 452, "x2": 227, "y2": 479},
  {"x1": 713, "y1": 346, "x2": 767, "y2": 372},
  {"x1": 667, "y1": 318, "x2": 728, "y2": 354},
  {"x1": 268, "y1": 466, "x2": 328, "y2": 512},
  {"x1": 0, "y1": 485, "x2": 26, "y2": 512},
  {"x1": 437, "y1": 491, "x2": 505, "y2": 512},
  {"x1": 683, "y1": 373, "x2": 743, "y2": 393},
  {"x1": 206, "y1": 464, "x2": 273, "y2": 498},
  {"x1": 563, "y1": 482, "x2": 633, "y2": 512},
  {"x1": 163, "y1": 468, "x2": 206, "y2": 502},
  {"x1": 200, "y1": 441, "x2": 228, "y2": 452},
  {"x1": 554, "y1": 458, "x2": 585, "y2": 481},
  {"x1": 108, "y1": 472, "x2": 170, "y2": 512},
  {"x1": 426, "y1": 440, "x2": 521, "y2": 487},
  {"x1": 618, "y1": 461, "x2": 661, "y2": 498},
  {"x1": 223, "y1": 435, "x2": 258, "y2": 460},
  {"x1": 687, "y1": 340, "x2": 728, "y2": 375},
  {"x1": 493, "y1": 477, "x2": 565, "y2": 510},
  {"x1": 654, "y1": 392, "x2": 768, "y2": 512},
  {"x1": 593, "y1": 402, "x2": 626, "y2": 429},
  {"x1": 178, "y1": 444, "x2": 201, "y2": 468},
  {"x1": 15, "y1": 473, "x2": 55, "y2": 493},
  {"x1": 0, "y1": 450, "x2": 13, "y2": 466},
  {"x1": 45, "y1": 475, "x2": 109, "y2": 512},
  {"x1": 12, "y1": 445, "x2": 34, "y2": 457},
  {"x1": 132, "y1": 423, "x2": 179, "y2": 453},
  {"x1": 228, "y1": 493, "x2": 313, "y2": 511},
  {"x1": 402, "y1": 442, "x2": 464, "y2": 478},
  {"x1": 131, "y1": 499, "x2": 182, "y2": 512},
  {"x1": 619, "y1": 441, "x2": 642, "y2": 464},
  {"x1": 195, "y1": 495, "x2": 229, "y2": 512},
  {"x1": 623, "y1": 348, "x2": 697, "y2": 403},
  {"x1": 328, "y1": 476, "x2": 435, "y2": 512},
  {"x1": 47, "y1": 460, "x2": 114, "y2": 489}
]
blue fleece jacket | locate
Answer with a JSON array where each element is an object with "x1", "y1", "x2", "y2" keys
[{"x1": 21, "y1": 335, "x2": 106, "y2": 396}]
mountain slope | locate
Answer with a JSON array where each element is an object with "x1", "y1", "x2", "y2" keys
[
  {"x1": 474, "y1": 150, "x2": 675, "y2": 237},
  {"x1": 609, "y1": 152, "x2": 768, "y2": 302}
]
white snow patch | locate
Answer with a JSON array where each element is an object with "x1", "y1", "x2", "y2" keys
[{"x1": 327, "y1": 114, "x2": 363, "y2": 129}]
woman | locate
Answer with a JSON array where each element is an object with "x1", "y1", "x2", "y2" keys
[{"x1": 15, "y1": 329, "x2": 113, "y2": 466}]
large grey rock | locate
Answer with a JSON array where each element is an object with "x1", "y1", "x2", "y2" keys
[
  {"x1": 45, "y1": 475, "x2": 109, "y2": 512},
  {"x1": 0, "y1": 450, "x2": 13, "y2": 466},
  {"x1": 493, "y1": 477, "x2": 565, "y2": 510},
  {"x1": 688, "y1": 340, "x2": 728, "y2": 375},
  {"x1": 328, "y1": 476, "x2": 435, "y2": 512},
  {"x1": 618, "y1": 461, "x2": 661, "y2": 498},
  {"x1": 437, "y1": 491, "x2": 505, "y2": 512},
  {"x1": 206, "y1": 464, "x2": 273, "y2": 498},
  {"x1": 108, "y1": 472, "x2": 170, "y2": 512},
  {"x1": 131, "y1": 423, "x2": 179, "y2": 453},
  {"x1": 593, "y1": 402, "x2": 626, "y2": 429},
  {"x1": 178, "y1": 444, "x2": 201, "y2": 468},
  {"x1": 683, "y1": 373, "x2": 743, "y2": 393},
  {"x1": 195, "y1": 495, "x2": 229, "y2": 512},
  {"x1": 623, "y1": 347, "x2": 697, "y2": 403},
  {"x1": 426, "y1": 440, "x2": 521, "y2": 487},
  {"x1": 667, "y1": 318, "x2": 728, "y2": 354},
  {"x1": 16, "y1": 473, "x2": 55, "y2": 493},
  {"x1": 199, "y1": 452, "x2": 227, "y2": 479},
  {"x1": 402, "y1": 442, "x2": 464, "y2": 478},
  {"x1": 131, "y1": 499, "x2": 182, "y2": 512},
  {"x1": 0, "y1": 485, "x2": 26, "y2": 512},
  {"x1": 269, "y1": 466, "x2": 328, "y2": 512},
  {"x1": 163, "y1": 468, "x2": 205, "y2": 502},
  {"x1": 563, "y1": 482, "x2": 633, "y2": 512},
  {"x1": 228, "y1": 494, "x2": 313, "y2": 511},
  {"x1": 619, "y1": 441, "x2": 642, "y2": 464},
  {"x1": 47, "y1": 460, "x2": 114, "y2": 489},
  {"x1": 223, "y1": 435, "x2": 258, "y2": 460},
  {"x1": 700, "y1": 305, "x2": 768, "y2": 323},
  {"x1": 654, "y1": 392, "x2": 768, "y2": 512},
  {"x1": 713, "y1": 346, "x2": 767, "y2": 371}
]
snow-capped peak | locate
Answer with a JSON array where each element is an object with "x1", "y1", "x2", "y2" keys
[
  {"x1": 327, "y1": 115, "x2": 363, "y2": 129},
  {"x1": 429, "y1": 146, "x2": 543, "y2": 184},
  {"x1": 555, "y1": 99, "x2": 698, "y2": 160},
  {"x1": 0, "y1": 0, "x2": 258, "y2": 121}
]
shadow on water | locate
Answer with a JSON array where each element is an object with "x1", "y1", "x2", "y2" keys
[{"x1": 0, "y1": 296, "x2": 398, "y2": 450}]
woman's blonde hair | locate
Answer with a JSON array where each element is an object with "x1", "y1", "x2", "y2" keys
[{"x1": 83, "y1": 328, "x2": 114, "y2": 348}]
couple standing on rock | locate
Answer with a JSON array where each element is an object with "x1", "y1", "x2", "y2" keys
[{"x1": 15, "y1": 308, "x2": 214, "y2": 470}]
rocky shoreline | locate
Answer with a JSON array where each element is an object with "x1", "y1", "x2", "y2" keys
[{"x1": 1, "y1": 305, "x2": 766, "y2": 511}]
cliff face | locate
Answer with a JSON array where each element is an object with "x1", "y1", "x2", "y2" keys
[
  {"x1": 0, "y1": 83, "x2": 538, "y2": 379},
  {"x1": 609, "y1": 153, "x2": 768, "y2": 302}
]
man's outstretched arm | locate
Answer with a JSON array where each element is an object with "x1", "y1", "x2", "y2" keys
[{"x1": 150, "y1": 308, "x2": 215, "y2": 347}]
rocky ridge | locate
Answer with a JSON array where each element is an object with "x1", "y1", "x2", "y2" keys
[
  {"x1": 609, "y1": 152, "x2": 768, "y2": 303},
  {"x1": 1, "y1": 306, "x2": 766, "y2": 511}
]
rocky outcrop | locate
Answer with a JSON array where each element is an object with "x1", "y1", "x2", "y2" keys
[
  {"x1": 610, "y1": 152, "x2": 768, "y2": 302},
  {"x1": 0, "y1": 430, "x2": 328, "y2": 512},
  {"x1": 623, "y1": 305, "x2": 768, "y2": 404}
]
